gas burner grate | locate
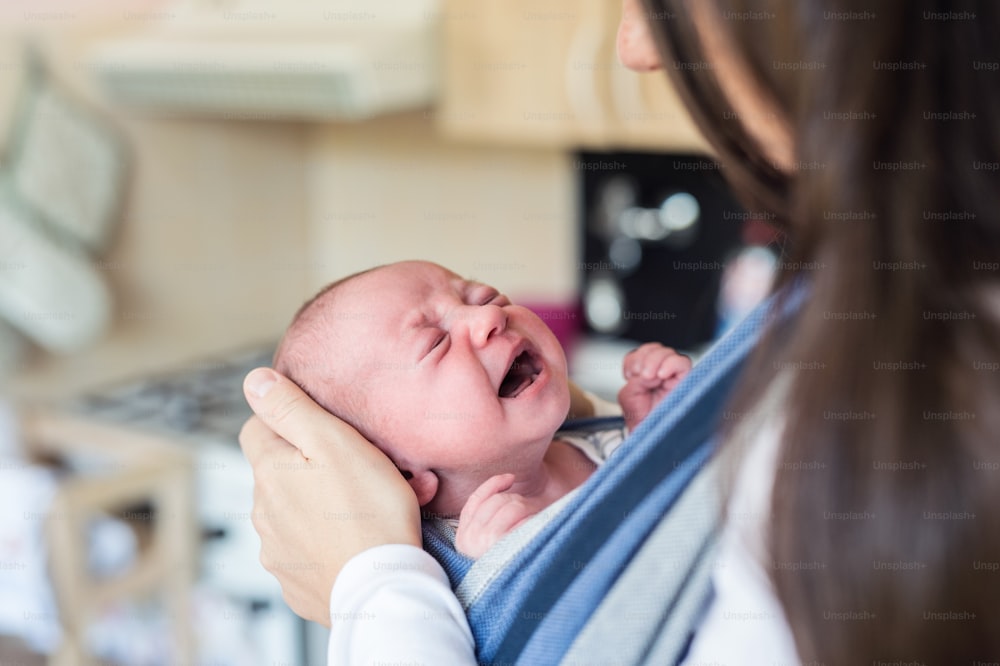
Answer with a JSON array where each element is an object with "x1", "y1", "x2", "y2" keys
[{"x1": 72, "y1": 347, "x2": 275, "y2": 440}]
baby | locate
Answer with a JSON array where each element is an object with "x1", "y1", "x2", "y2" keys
[{"x1": 273, "y1": 260, "x2": 690, "y2": 557}]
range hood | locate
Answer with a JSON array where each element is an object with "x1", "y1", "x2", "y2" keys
[{"x1": 90, "y1": 0, "x2": 440, "y2": 120}]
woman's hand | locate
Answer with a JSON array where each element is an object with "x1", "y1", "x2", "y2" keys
[{"x1": 239, "y1": 368, "x2": 422, "y2": 626}]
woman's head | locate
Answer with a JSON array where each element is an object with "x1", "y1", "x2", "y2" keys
[
  {"x1": 620, "y1": 0, "x2": 796, "y2": 172},
  {"x1": 626, "y1": 0, "x2": 1000, "y2": 254},
  {"x1": 625, "y1": 0, "x2": 1000, "y2": 662}
]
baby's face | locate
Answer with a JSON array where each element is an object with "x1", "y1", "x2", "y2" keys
[{"x1": 331, "y1": 261, "x2": 570, "y2": 504}]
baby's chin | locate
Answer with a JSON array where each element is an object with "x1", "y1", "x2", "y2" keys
[{"x1": 548, "y1": 383, "x2": 573, "y2": 430}]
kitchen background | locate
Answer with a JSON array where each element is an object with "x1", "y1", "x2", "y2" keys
[{"x1": 0, "y1": 0, "x2": 776, "y2": 664}]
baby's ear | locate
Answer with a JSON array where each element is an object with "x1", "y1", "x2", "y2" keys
[{"x1": 403, "y1": 469, "x2": 439, "y2": 507}]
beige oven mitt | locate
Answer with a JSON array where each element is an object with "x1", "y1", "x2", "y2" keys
[
  {"x1": 0, "y1": 186, "x2": 111, "y2": 353},
  {"x1": 6, "y1": 50, "x2": 127, "y2": 253},
  {"x1": 0, "y1": 49, "x2": 123, "y2": 353}
]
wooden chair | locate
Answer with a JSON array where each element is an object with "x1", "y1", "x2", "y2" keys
[{"x1": 19, "y1": 407, "x2": 197, "y2": 666}]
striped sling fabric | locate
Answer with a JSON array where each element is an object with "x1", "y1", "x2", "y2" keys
[{"x1": 422, "y1": 290, "x2": 782, "y2": 665}]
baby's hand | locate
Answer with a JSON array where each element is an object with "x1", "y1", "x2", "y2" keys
[
  {"x1": 618, "y1": 343, "x2": 692, "y2": 431},
  {"x1": 455, "y1": 474, "x2": 535, "y2": 558}
]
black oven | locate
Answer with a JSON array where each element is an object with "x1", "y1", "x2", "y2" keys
[{"x1": 577, "y1": 151, "x2": 772, "y2": 351}]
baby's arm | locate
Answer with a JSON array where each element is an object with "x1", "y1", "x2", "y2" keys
[
  {"x1": 567, "y1": 381, "x2": 597, "y2": 419},
  {"x1": 567, "y1": 381, "x2": 624, "y2": 420},
  {"x1": 454, "y1": 474, "x2": 535, "y2": 558},
  {"x1": 618, "y1": 343, "x2": 692, "y2": 431}
]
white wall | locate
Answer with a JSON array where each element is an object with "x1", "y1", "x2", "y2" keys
[{"x1": 305, "y1": 113, "x2": 576, "y2": 301}]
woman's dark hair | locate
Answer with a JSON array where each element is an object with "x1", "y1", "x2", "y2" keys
[{"x1": 640, "y1": 0, "x2": 1000, "y2": 663}]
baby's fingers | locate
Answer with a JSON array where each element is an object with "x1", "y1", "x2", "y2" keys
[
  {"x1": 656, "y1": 351, "x2": 692, "y2": 380},
  {"x1": 456, "y1": 480, "x2": 534, "y2": 557},
  {"x1": 461, "y1": 493, "x2": 534, "y2": 540},
  {"x1": 623, "y1": 343, "x2": 670, "y2": 379},
  {"x1": 460, "y1": 474, "x2": 516, "y2": 524},
  {"x1": 486, "y1": 498, "x2": 536, "y2": 535}
]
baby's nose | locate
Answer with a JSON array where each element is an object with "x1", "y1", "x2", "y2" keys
[{"x1": 462, "y1": 304, "x2": 507, "y2": 347}]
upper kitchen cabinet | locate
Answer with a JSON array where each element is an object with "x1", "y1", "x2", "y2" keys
[
  {"x1": 89, "y1": 0, "x2": 441, "y2": 121},
  {"x1": 437, "y1": 0, "x2": 708, "y2": 152}
]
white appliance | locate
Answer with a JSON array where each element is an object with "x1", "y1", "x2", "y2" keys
[{"x1": 89, "y1": 0, "x2": 440, "y2": 120}]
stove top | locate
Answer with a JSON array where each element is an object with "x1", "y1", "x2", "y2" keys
[{"x1": 71, "y1": 346, "x2": 275, "y2": 441}]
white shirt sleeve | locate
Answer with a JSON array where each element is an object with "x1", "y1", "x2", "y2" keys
[{"x1": 327, "y1": 544, "x2": 476, "y2": 666}]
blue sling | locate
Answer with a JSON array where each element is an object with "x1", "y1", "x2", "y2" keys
[{"x1": 423, "y1": 290, "x2": 780, "y2": 665}]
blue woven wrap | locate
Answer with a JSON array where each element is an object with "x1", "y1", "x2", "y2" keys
[{"x1": 422, "y1": 291, "x2": 779, "y2": 665}]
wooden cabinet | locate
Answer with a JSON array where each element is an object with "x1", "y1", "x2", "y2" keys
[{"x1": 437, "y1": 0, "x2": 708, "y2": 152}]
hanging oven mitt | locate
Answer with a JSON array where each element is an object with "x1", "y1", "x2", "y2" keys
[
  {"x1": 0, "y1": 317, "x2": 30, "y2": 376},
  {"x1": 0, "y1": 48, "x2": 124, "y2": 353},
  {"x1": 6, "y1": 49, "x2": 127, "y2": 253},
  {"x1": 0, "y1": 186, "x2": 111, "y2": 353}
]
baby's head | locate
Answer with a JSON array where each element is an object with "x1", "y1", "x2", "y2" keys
[{"x1": 273, "y1": 260, "x2": 571, "y2": 517}]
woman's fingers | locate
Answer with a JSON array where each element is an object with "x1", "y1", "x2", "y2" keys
[
  {"x1": 238, "y1": 411, "x2": 295, "y2": 465},
  {"x1": 238, "y1": 367, "x2": 423, "y2": 625},
  {"x1": 242, "y1": 367, "x2": 361, "y2": 461}
]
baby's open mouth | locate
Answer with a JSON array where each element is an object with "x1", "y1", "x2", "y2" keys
[{"x1": 498, "y1": 350, "x2": 541, "y2": 398}]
